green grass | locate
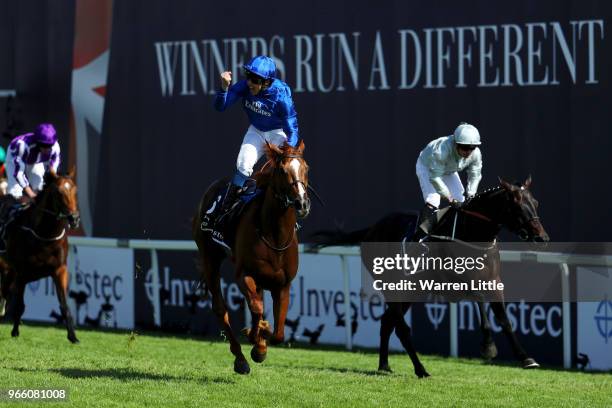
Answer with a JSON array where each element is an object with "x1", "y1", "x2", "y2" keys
[{"x1": 0, "y1": 323, "x2": 610, "y2": 407}]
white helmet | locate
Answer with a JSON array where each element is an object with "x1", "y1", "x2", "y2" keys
[{"x1": 453, "y1": 123, "x2": 481, "y2": 145}]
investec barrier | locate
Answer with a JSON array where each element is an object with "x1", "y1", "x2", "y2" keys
[{"x1": 64, "y1": 237, "x2": 612, "y2": 370}]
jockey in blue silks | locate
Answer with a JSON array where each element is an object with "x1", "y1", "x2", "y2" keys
[{"x1": 202, "y1": 55, "x2": 300, "y2": 241}]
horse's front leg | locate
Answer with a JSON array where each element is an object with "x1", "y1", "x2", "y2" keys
[
  {"x1": 0, "y1": 263, "x2": 13, "y2": 318},
  {"x1": 238, "y1": 274, "x2": 268, "y2": 363},
  {"x1": 477, "y1": 301, "x2": 497, "y2": 360},
  {"x1": 0, "y1": 270, "x2": 7, "y2": 318},
  {"x1": 489, "y1": 301, "x2": 539, "y2": 369},
  {"x1": 270, "y1": 284, "x2": 290, "y2": 345},
  {"x1": 10, "y1": 282, "x2": 25, "y2": 338},
  {"x1": 53, "y1": 266, "x2": 79, "y2": 344}
]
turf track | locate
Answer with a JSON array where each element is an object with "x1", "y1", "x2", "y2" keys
[{"x1": 0, "y1": 323, "x2": 610, "y2": 407}]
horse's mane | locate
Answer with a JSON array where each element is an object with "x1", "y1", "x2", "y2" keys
[
  {"x1": 471, "y1": 179, "x2": 526, "y2": 201},
  {"x1": 472, "y1": 186, "x2": 503, "y2": 200},
  {"x1": 463, "y1": 185, "x2": 505, "y2": 209},
  {"x1": 253, "y1": 143, "x2": 303, "y2": 189},
  {"x1": 465, "y1": 180, "x2": 526, "y2": 209}
]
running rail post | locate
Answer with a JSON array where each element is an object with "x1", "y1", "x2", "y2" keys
[
  {"x1": 450, "y1": 302, "x2": 458, "y2": 357},
  {"x1": 560, "y1": 262, "x2": 571, "y2": 369},
  {"x1": 341, "y1": 254, "x2": 353, "y2": 350},
  {"x1": 150, "y1": 249, "x2": 161, "y2": 328}
]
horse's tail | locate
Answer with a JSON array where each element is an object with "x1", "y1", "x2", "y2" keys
[{"x1": 309, "y1": 227, "x2": 371, "y2": 248}]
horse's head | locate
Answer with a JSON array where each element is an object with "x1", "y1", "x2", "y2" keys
[
  {"x1": 498, "y1": 176, "x2": 549, "y2": 243},
  {"x1": 41, "y1": 169, "x2": 80, "y2": 229},
  {"x1": 264, "y1": 140, "x2": 311, "y2": 219}
]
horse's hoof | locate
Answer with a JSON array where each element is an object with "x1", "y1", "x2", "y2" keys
[
  {"x1": 522, "y1": 358, "x2": 540, "y2": 369},
  {"x1": 11, "y1": 329, "x2": 19, "y2": 338},
  {"x1": 234, "y1": 358, "x2": 250, "y2": 374},
  {"x1": 269, "y1": 335, "x2": 284, "y2": 346},
  {"x1": 480, "y1": 342, "x2": 498, "y2": 360},
  {"x1": 68, "y1": 335, "x2": 80, "y2": 344},
  {"x1": 416, "y1": 367, "x2": 431, "y2": 378},
  {"x1": 378, "y1": 364, "x2": 393, "y2": 373},
  {"x1": 251, "y1": 347, "x2": 267, "y2": 363}
]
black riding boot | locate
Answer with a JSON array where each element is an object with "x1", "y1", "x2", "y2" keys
[
  {"x1": 216, "y1": 184, "x2": 242, "y2": 226},
  {"x1": 412, "y1": 204, "x2": 437, "y2": 242}
]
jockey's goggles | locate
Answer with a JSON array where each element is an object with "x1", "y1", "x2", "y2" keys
[
  {"x1": 245, "y1": 71, "x2": 265, "y2": 85},
  {"x1": 457, "y1": 144, "x2": 477, "y2": 151}
]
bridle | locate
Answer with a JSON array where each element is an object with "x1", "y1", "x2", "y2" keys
[
  {"x1": 25, "y1": 182, "x2": 80, "y2": 241},
  {"x1": 461, "y1": 186, "x2": 541, "y2": 241},
  {"x1": 271, "y1": 153, "x2": 309, "y2": 210},
  {"x1": 258, "y1": 153, "x2": 308, "y2": 251},
  {"x1": 41, "y1": 207, "x2": 80, "y2": 225}
]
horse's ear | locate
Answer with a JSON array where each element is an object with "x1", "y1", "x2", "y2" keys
[
  {"x1": 44, "y1": 170, "x2": 58, "y2": 185},
  {"x1": 523, "y1": 174, "x2": 532, "y2": 189},
  {"x1": 265, "y1": 141, "x2": 283, "y2": 162},
  {"x1": 68, "y1": 166, "x2": 76, "y2": 179},
  {"x1": 297, "y1": 139, "x2": 305, "y2": 154},
  {"x1": 498, "y1": 177, "x2": 514, "y2": 191}
]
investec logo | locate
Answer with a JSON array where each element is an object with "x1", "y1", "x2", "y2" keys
[
  {"x1": 594, "y1": 295, "x2": 612, "y2": 344},
  {"x1": 425, "y1": 300, "x2": 562, "y2": 337},
  {"x1": 144, "y1": 266, "x2": 242, "y2": 312},
  {"x1": 244, "y1": 100, "x2": 272, "y2": 116}
]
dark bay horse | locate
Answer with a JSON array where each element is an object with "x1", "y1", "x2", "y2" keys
[
  {"x1": 193, "y1": 141, "x2": 310, "y2": 374},
  {"x1": 313, "y1": 177, "x2": 549, "y2": 377},
  {"x1": 0, "y1": 170, "x2": 80, "y2": 342}
]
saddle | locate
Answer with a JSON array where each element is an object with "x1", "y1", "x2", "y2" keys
[{"x1": 201, "y1": 180, "x2": 262, "y2": 251}]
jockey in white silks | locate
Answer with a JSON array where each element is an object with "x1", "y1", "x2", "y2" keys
[{"x1": 414, "y1": 123, "x2": 483, "y2": 239}]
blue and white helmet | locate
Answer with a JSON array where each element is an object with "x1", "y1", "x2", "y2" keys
[
  {"x1": 454, "y1": 123, "x2": 481, "y2": 145},
  {"x1": 243, "y1": 56, "x2": 276, "y2": 80}
]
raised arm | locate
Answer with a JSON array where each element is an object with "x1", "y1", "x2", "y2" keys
[
  {"x1": 214, "y1": 72, "x2": 247, "y2": 112},
  {"x1": 277, "y1": 94, "x2": 299, "y2": 147}
]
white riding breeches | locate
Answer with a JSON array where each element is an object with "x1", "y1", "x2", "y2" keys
[
  {"x1": 236, "y1": 125, "x2": 288, "y2": 177},
  {"x1": 5, "y1": 160, "x2": 46, "y2": 198},
  {"x1": 416, "y1": 159, "x2": 465, "y2": 208}
]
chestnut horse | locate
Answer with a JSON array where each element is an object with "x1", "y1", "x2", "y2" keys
[
  {"x1": 193, "y1": 141, "x2": 310, "y2": 374},
  {"x1": 0, "y1": 170, "x2": 80, "y2": 342}
]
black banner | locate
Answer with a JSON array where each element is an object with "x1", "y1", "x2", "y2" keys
[{"x1": 91, "y1": 0, "x2": 611, "y2": 243}]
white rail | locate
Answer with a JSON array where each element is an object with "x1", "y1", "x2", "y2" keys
[
  {"x1": 67, "y1": 237, "x2": 612, "y2": 368},
  {"x1": 0, "y1": 89, "x2": 16, "y2": 97}
]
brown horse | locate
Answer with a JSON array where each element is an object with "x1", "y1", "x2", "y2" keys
[
  {"x1": 193, "y1": 141, "x2": 310, "y2": 374},
  {"x1": 0, "y1": 170, "x2": 80, "y2": 343}
]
